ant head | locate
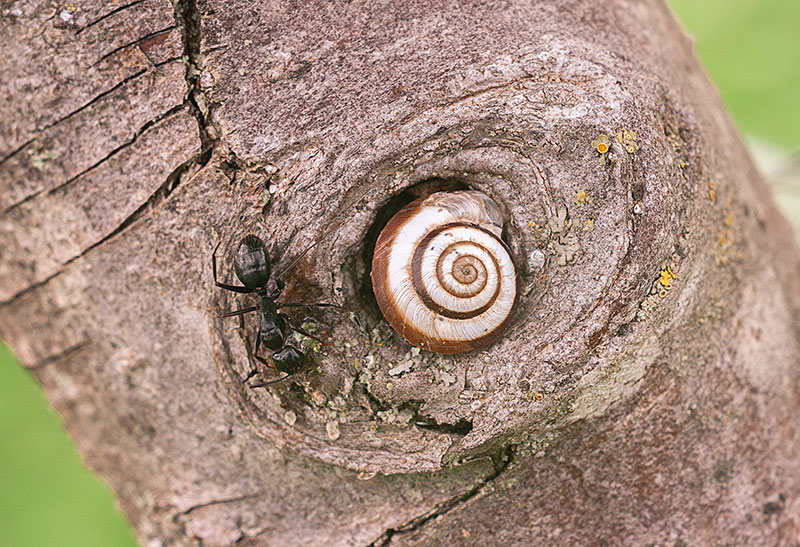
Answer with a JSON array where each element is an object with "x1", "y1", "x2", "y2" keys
[
  {"x1": 233, "y1": 235, "x2": 271, "y2": 289},
  {"x1": 273, "y1": 346, "x2": 306, "y2": 374}
]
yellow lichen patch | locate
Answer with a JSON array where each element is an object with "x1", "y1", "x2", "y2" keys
[
  {"x1": 616, "y1": 129, "x2": 639, "y2": 153},
  {"x1": 584, "y1": 218, "x2": 595, "y2": 231},
  {"x1": 708, "y1": 180, "x2": 716, "y2": 203},
  {"x1": 714, "y1": 224, "x2": 740, "y2": 266},
  {"x1": 659, "y1": 265, "x2": 676, "y2": 288},
  {"x1": 574, "y1": 189, "x2": 594, "y2": 206},
  {"x1": 724, "y1": 211, "x2": 735, "y2": 227}
]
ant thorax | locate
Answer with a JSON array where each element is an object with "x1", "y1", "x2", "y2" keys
[{"x1": 258, "y1": 294, "x2": 286, "y2": 351}]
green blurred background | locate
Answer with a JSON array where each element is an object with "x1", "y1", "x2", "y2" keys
[{"x1": 1, "y1": 1, "x2": 798, "y2": 545}]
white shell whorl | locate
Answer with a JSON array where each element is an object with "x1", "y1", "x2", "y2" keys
[{"x1": 371, "y1": 190, "x2": 518, "y2": 354}]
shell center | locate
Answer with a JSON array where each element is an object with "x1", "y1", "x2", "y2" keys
[{"x1": 452, "y1": 255, "x2": 482, "y2": 285}]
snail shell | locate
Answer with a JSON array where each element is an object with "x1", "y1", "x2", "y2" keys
[{"x1": 371, "y1": 190, "x2": 518, "y2": 353}]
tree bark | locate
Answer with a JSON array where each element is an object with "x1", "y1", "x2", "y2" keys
[{"x1": 2, "y1": 0, "x2": 799, "y2": 545}]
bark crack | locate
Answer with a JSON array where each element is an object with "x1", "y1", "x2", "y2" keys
[
  {"x1": 92, "y1": 25, "x2": 178, "y2": 67},
  {"x1": 2, "y1": 96, "x2": 185, "y2": 216},
  {"x1": 0, "y1": 55, "x2": 180, "y2": 175},
  {"x1": 0, "y1": 137, "x2": 34, "y2": 168},
  {"x1": 0, "y1": 64, "x2": 149, "y2": 169},
  {"x1": 1, "y1": 3, "x2": 214, "y2": 304},
  {"x1": 174, "y1": 0, "x2": 216, "y2": 159},
  {"x1": 171, "y1": 492, "x2": 263, "y2": 547},
  {"x1": 177, "y1": 492, "x2": 263, "y2": 516},
  {"x1": 74, "y1": 0, "x2": 147, "y2": 36},
  {"x1": 367, "y1": 446, "x2": 515, "y2": 546},
  {"x1": 0, "y1": 107, "x2": 201, "y2": 308},
  {"x1": 26, "y1": 340, "x2": 91, "y2": 370}
]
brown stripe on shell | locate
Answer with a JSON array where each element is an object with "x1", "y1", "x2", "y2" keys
[
  {"x1": 411, "y1": 223, "x2": 501, "y2": 320},
  {"x1": 370, "y1": 197, "x2": 423, "y2": 345}
]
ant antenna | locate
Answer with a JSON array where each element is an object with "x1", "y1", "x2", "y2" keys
[{"x1": 274, "y1": 217, "x2": 346, "y2": 281}]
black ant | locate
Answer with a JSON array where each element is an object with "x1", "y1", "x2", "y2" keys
[{"x1": 212, "y1": 234, "x2": 337, "y2": 386}]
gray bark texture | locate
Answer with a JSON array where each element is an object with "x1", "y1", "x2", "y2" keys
[{"x1": 2, "y1": 0, "x2": 799, "y2": 545}]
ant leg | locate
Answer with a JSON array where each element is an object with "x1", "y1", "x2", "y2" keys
[
  {"x1": 246, "y1": 333, "x2": 289, "y2": 388},
  {"x1": 250, "y1": 333, "x2": 269, "y2": 366},
  {"x1": 212, "y1": 242, "x2": 255, "y2": 294},
  {"x1": 269, "y1": 279, "x2": 286, "y2": 300},
  {"x1": 242, "y1": 336, "x2": 265, "y2": 384},
  {"x1": 280, "y1": 302, "x2": 342, "y2": 310},
  {"x1": 221, "y1": 306, "x2": 259, "y2": 318},
  {"x1": 250, "y1": 375, "x2": 290, "y2": 388},
  {"x1": 216, "y1": 282, "x2": 255, "y2": 294},
  {"x1": 243, "y1": 368, "x2": 259, "y2": 383},
  {"x1": 281, "y1": 313, "x2": 322, "y2": 342}
]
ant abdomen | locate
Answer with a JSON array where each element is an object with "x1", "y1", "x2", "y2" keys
[{"x1": 233, "y1": 235, "x2": 272, "y2": 289}]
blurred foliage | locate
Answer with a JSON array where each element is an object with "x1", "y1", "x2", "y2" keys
[
  {"x1": 0, "y1": 344, "x2": 137, "y2": 546},
  {"x1": 0, "y1": 2, "x2": 798, "y2": 546},
  {"x1": 669, "y1": 0, "x2": 800, "y2": 148}
]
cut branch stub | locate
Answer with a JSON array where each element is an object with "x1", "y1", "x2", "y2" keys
[{"x1": 208, "y1": 63, "x2": 700, "y2": 474}]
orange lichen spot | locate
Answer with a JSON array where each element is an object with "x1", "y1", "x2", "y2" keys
[
  {"x1": 708, "y1": 180, "x2": 717, "y2": 203},
  {"x1": 658, "y1": 289, "x2": 668, "y2": 298},
  {"x1": 591, "y1": 134, "x2": 611, "y2": 155},
  {"x1": 535, "y1": 393, "x2": 544, "y2": 401}
]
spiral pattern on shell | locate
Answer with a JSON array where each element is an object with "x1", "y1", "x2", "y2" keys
[{"x1": 371, "y1": 191, "x2": 518, "y2": 353}]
